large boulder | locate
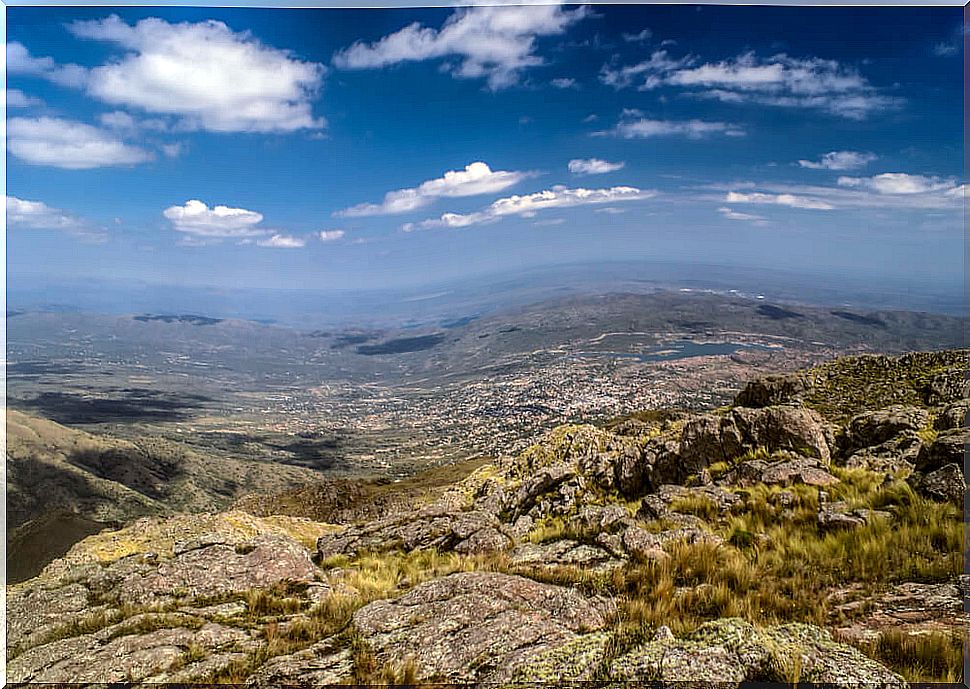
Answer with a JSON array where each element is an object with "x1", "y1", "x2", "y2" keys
[
  {"x1": 907, "y1": 463, "x2": 966, "y2": 506},
  {"x1": 316, "y1": 506, "x2": 512, "y2": 560},
  {"x1": 350, "y1": 571, "x2": 607, "y2": 683},
  {"x1": 678, "y1": 414, "x2": 744, "y2": 477},
  {"x1": 915, "y1": 429, "x2": 967, "y2": 474},
  {"x1": 844, "y1": 405, "x2": 929, "y2": 452},
  {"x1": 7, "y1": 620, "x2": 253, "y2": 683},
  {"x1": 608, "y1": 618, "x2": 905, "y2": 688},
  {"x1": 731, "y1": 406, "x2": 832, "y2": 463},
  {"x1": 90, "y1": 534, "x2": 319, "y2": 605},
  {"x1": 721, "y1": 455, "x2": 838, "y2": 488},
  {"x1": 734, "y1": 374, "x2": 810, "y2": 408}
]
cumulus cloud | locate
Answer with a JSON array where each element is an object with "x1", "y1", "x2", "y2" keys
[
  {"x1": 725, "y1": 191, "x2": 833, "y2": 210},
  {"x1": 256, "y1": 234, "x2": 306, "y2": 248},
  {"x1": 7, "y1": 195, "x2": 106, "y2": 241},
  {"x1": 319, "y1": 229, "x2": 346, "y2": 241},
  {"x1": 163, "y1": 199, "x2": 269, "y2": 239},
  {"x1": 568, "y1": 158, "x2": 625, "y2": 175},
  {"x1": 7, "y1": 88, "x2": 43, "y2": 108},
  {"x1": 836, "y1": 172, "x2": 959, "y2": 195},
  {"x1": 337, "y1": 162, "x2": 530, "y2": 217},
  {"x1": 798, "y1": 151, "x2": 877, "y2": 171},
  {"x1": 6, "y1": 41, "x2": 88, "y2": 87},
  {"x1": 8, "y1": 116, "x2": 153, "y2": 169},
  {"x1": 333, "y1": 3, "x2": 588, "y2": 90},
  {"x1": 406, "y1": 184, "x2": 653, "y2": 230},
  {"x1": 11, "y1": 17, "x2": 325, "y2": 133},
  {"x1": 603, "y1": 112, "x2": 744, "y2": 139},
  {"x1": 601, "y1": 50, "x2": 894, "y2": 119}
]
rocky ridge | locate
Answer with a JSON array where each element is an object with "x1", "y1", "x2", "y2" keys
[{"x1": 6, "y1": 350, "x2": 967, "y2": 685}]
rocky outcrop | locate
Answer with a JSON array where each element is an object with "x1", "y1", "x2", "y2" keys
[
  {"x1": 350, "y1": 571, "x2": 607, "y2": 683},
  {"x1": 734, "y1": 374, "x2": 811, "y2": 408},
  {"x1": 907, "y1": 463, "x2": 965, "y2": 506},
  {"x1": 245, "y1": 638, "x2": 353, "y2": 688},
  {"x1": 720, "y1": 455, "x2": 838, "y2": 488},
  {"x1": 89, "y1": 534, "x2": 319, "y2": 605},
  {"x1": 513, "y1": 618, "x2": 906, "y2": 688},
  {"x1": 915, "y1": 428, "x2": 967, "y2": 474},
  {"x1": 316, "y1": 505, "x2": 512, "y2": 560}
]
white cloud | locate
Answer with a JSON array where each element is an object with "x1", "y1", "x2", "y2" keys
[
  {"x1": 717, "y1": 206, "x2": 768, "y2": 224},
  {"x1": 836, "y1": 172, "x2": 958, "y2": 195},
  {"x1": 725, "y1": 191, "x2": 834, "y2": 210},
  {"x1": 337, "y1": 161, "x2": 530, "y2": 217},
  {"x1": 534, "y1": 218, "x2": 565, "y2": 226},
  {"x1": 6, "y1": 195, "x2": 105, "y2": 241},
  {"x1": 933, "y1": 42, "x2": 958, "y2": 57},
  {"x1": 8, "y1": 116, "x2": 153, "y2": 169},
  {"x1": 622, "y1": 29, "x2": 652, "y2": 43},
  {"x1": 582, "y1": 114, "x2": 599, "y2": 123},
  {"x1": 601, "y1": 50, "x2": 895, "y2": 119},
  {"x1": 604, "y1": 113, "x2": 744, "y2": 139},
  {"x1": 719, "y1": 173, "x2": 965, "y2": 212},
  {"x1": 59, "y1": 16, "x2": 325, "y2": 133},
  {"x1": 551, "y1": 77, "x2": 577, "y2": 89},
  {"x1": 99, "y1": 110, "x2": 170, "y2": 132},
  {"x1": 6, "y1": 41, "x2": 88, "y2": 87},
  {"x1": 568, "y1": 158, "x2": 625, "y2": 175},
  {"x1": 160, "y1": 142, "x2": 185, "y2": 158},
  {"x1": 319, "y1": 229, "x2": 346, "y2": 241},
  {"x1": 257, "y1": 234, "x2": 306, "y2": 248},
  {"x1": 798, "y1": 151, "x2": 877, "y2": 171},
  {"x1": 333, "y1": 3, "x2": 588, "y2": 90},
  {"x1": 409, "y1": 184, "x2": 653, "y2": 229},
  {"x1": 600, "y1": 50, "x2": 690, "y2": 89},
  {"x1": 163, "y1": 199, "x2": 269, "y2": 239},
  {"x1": 7, "y1": 88, "x2": 43, "y2": 108}
]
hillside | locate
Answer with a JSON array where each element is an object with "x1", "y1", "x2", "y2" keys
[
  {"x1": 6, "y1": 350, "x2": 967, "y2": 685},
  {"x1": 6, "y1": 410, "x2": 323, "y2": 581}
]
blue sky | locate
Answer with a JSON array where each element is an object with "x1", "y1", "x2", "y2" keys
[{"x1": 5, "y1": 4, "x2": 965, "y2": 294}]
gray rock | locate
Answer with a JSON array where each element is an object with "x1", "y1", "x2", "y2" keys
[
  {"x1": 245, "y1": 638, "x2": 353, "y2": 687},
  {"x1": 316, "y1": 506, "x2": 512, "y2": 560},
  {"x1": 92, "y1": 534, "x2": 317, "y2": 604},
  {"x1": 509, "y1": 540, "x2": 623, "y2": 571},
  {"x1": 350, "y1": 571, "x2": 606, "y2": 683},
  {"x1": 915, "y1": 429, "x2": 968, "y2": 474},
  {"x1": 734, "y1": 374, "x2": 810, "y2": 408},
  {"x1": 608, "y1": 618, "x2": 905, "y2": 688},
  {"x1": 732, "y1": 406, "x2": 832, "y2": 463},
  {"x1": 845, "y1": 405, "x2": 929, "y2": 452},
  {"x1": 934, "y1": 400, "x2": 969, "y2": 431},
  {"x1": 908, "y1": 463, "x2": 966, "y2": 506}
]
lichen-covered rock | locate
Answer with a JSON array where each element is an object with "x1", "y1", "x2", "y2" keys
[
  {"x1": 915, "y1": 429, "x2": 968, "y2": 474},
  {"x1": 732, "y1": 406, "x2": 832, "y2": 463},
  {"x1": 908, "y1": 463, "x2": 966, "y2": 506},
  {"x1": 934, "y1": 400, "x2": 968, "y2": 431},
  {"x1": 509, "y1": 540, "x2": 623, "y2": 571},
  {"x1": 817, "y1": 500, "x2": 889, "y2": 532},
  {"x1": 90, "y1": 533, "x2": 318, "y2": 604},
  {"x1": 245, "y1": 637, "x2": 353, "y2": 687},
  {"x1": 844, "y1": 432, "x2": 922, "y2": 473},
  {"x1": 7, "y1": 621, "x2": 253, "y2": 683},
  {"x1": 844, "y1": 406, "x2": 930, "y2": 453},
  {"x1": 507, "y1": 632, "x2": 611, "y2": 683},
  {"x1": 734, "y1": 374, "x2": 810, "y2": 408},
  {"x1": 678, "y1": 414, "x2": 744, "y2": 478},
  {"x1": 350, "y1": 571, "x2": 606, "y2": 683},
  {"x1": 722, "y1": 455, "x2": 837, "y2": 488},
  {"x1": 607, "y1": 618, "x2": 905, "y2": 688},
  {"x1": 316, "y1": 506, "x2": 512, "y2": 560}
]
